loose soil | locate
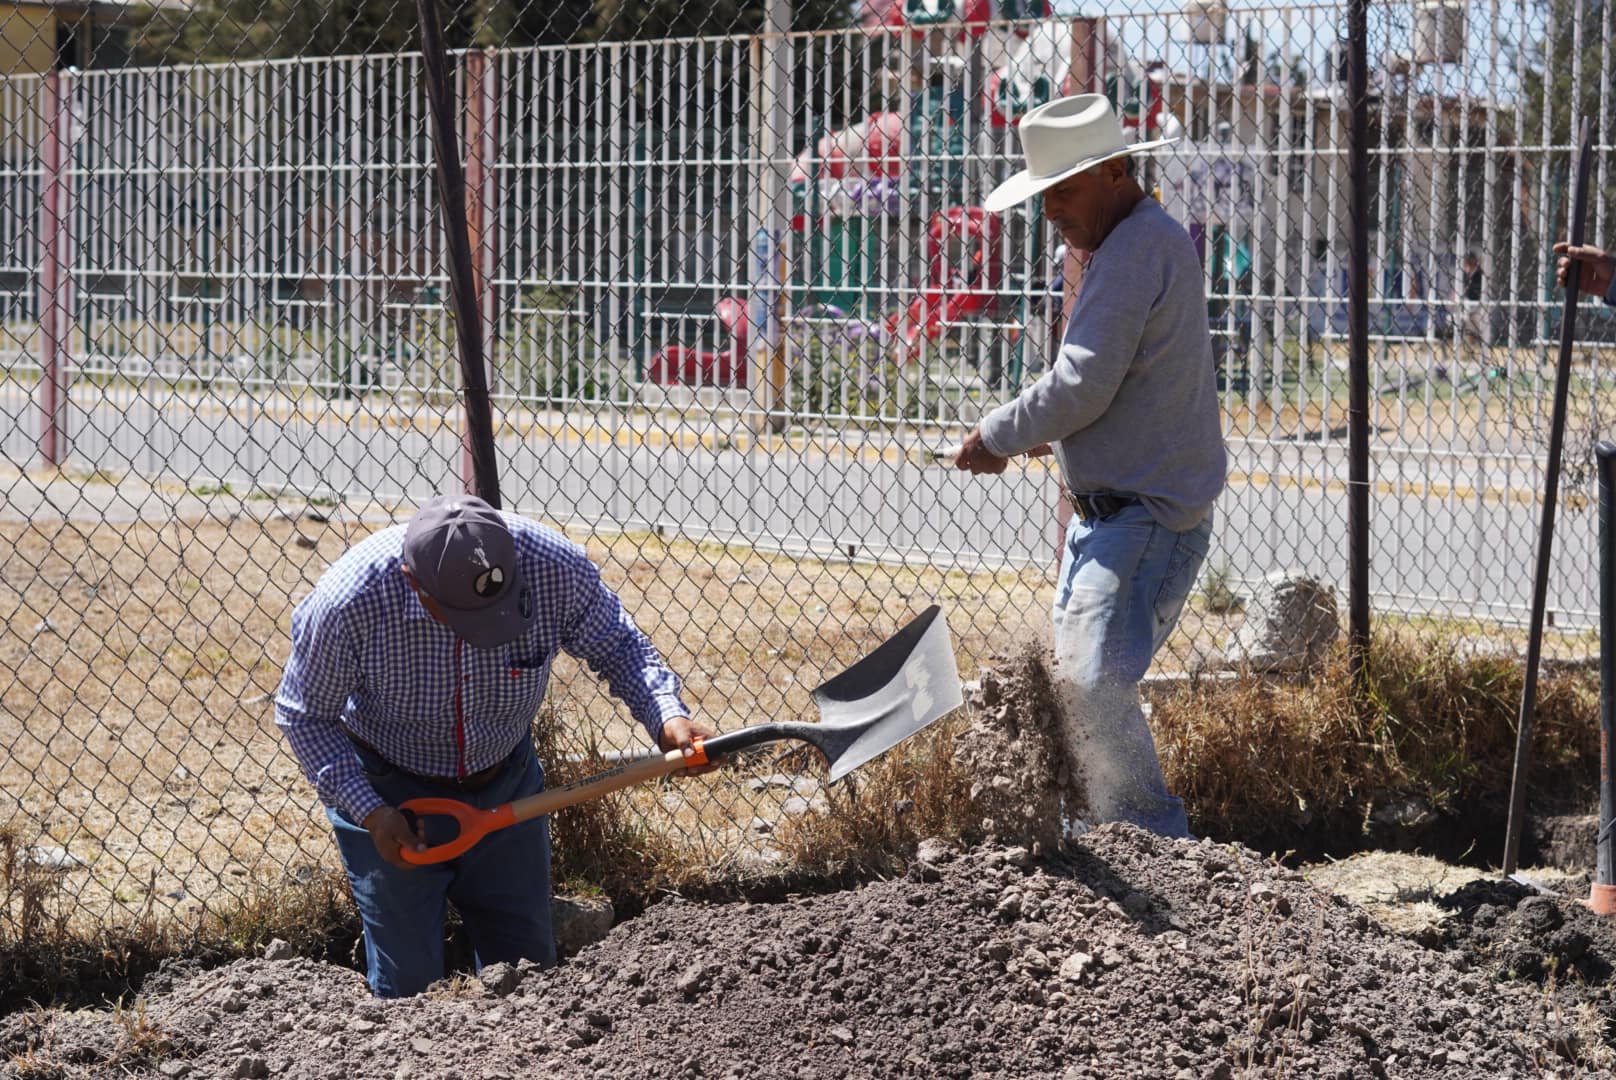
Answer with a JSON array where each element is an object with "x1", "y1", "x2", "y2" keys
[
  {"x1": 7, "y1": 826, "x2": 1616, "y2": 1078},
  {"x1": 6, "y1": 484, "x2": 1612, "y2": 1077},
  {"x1": 9, "y1": 649, "x2": 1616, "y2": 1078}
]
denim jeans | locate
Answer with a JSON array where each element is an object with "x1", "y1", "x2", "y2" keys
[
  {"x1": 1050, "y1": 502, "x2": 1212, "y2": 839},
  {"x1": 327, "y1": 737, "x2": 555, "y2": 997}
]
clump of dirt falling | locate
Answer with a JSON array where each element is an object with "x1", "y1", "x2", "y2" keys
[
  {"x1": 6, "y1": 824, "x2": 1615, "y2": 1079},
  {"x1": 954, "y1": 645, "x2": 1080, "y2": 853}
]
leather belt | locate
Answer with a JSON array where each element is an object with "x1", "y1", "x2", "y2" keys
[
  {"x1": 1066, "y1": 491, "x2": 1140, "y2": 523},
  {"x1": 345, "y1": 730, "x2": 510, "y2": 792}
]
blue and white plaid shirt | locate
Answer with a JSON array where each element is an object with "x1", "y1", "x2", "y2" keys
[{"x1": 274, "y1": 514, "x2": 690, "y2": 824}]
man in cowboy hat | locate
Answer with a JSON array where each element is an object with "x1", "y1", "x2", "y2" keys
[
  {"x1": 276, "y1": 494, "x2": 713, "y2": 996},
  {"x1": 954, "y1": 94, "x2": 1226, "y2": 839}
]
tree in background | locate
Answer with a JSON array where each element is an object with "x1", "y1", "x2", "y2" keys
[
  {"x1": 588, "y1": 0, "x2": 851, "y2": 39},
  {"x1": 131, "y1": 0, "x2": 850, "y2": 63},
  {"x1": 1511, "y1": 0, "x2": 1614, "y2": 309},
  {"x1": 1501, "y1": 0, "x2": 1616, "y2": 497}
]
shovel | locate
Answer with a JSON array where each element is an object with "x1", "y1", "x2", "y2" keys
[{"x1": 398, "y1": 604, "x2": 963, "y2": 865}]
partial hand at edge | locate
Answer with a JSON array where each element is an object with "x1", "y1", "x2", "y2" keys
[
  {"x1": 1553, "y1": 241, "x2": 1616, "y2": 298},
  {"x1": 952, "y1": 427, "x2": 1011, "y2": 475}
]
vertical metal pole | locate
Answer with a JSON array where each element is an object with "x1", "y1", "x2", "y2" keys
[
  {"x1": 1596, "y1": 441, "x2": 1616, "y2": 911},
  {"x1": 38, "y1": 70, "x2": 69, "y2": 467},
  {"x1": 1502, "y1": 117, "x2": 1594, "y2": 876},
  {"x1": 481, "y1": 52, "x2": 499, "y2": 391},
  {"x1": 417, "y1": 0, "x2": 501, "y2": 508},
  {"x1": 749, "y1": 0, "x2": 791, "y2": 439},
  {"x1": 463, "y1": 48, "x2": 492, "y2": 492},
  {"x1": 1346, "y1": 0, "x2": 1370, "y2": 686}
]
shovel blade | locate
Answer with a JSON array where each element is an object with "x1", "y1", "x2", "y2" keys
[{"x1": 810, "y1": 605, "x2": 964, "y2": 782}]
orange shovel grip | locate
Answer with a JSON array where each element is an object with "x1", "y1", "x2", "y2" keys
[
  {"x1": 685, "y1": 737, "x2": 709, "y2": 768},
  {"x1": 396, "y1": 743, "x2": 707, "y2": 865},
  {"x1": 397, "y1": 797, "x2": 517, "y2": 865}
]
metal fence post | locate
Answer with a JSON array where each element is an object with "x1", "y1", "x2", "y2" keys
[
  {"x1": 748, "y1": 0, "x2": 791, "y2": 439},
  {"x1": 464, "y1": 47, "x2": 499, "y2": 486},
  {"x1": 416, "y1": 0, "x2": 501, "y2": 507},
  {"x1": 1346, "y1": 0, "x2": 1370, "y2": 686},
  {"x1": 1502, "y1": 117, "x2": 1594, "y2": 877},
  {"x1": 37, "y1": 69, "x2": 71, "y2": 468},
  {"x1": 1595, "y1": 441, "x2": 1616, "y2": 915}
]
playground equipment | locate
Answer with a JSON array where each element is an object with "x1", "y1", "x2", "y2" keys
[
  {"x1": 985, "y1": 14, "x2": 1067, "y2": 127},
  {"x1": 650, "y1": 198, "x2": 1007, "y2": 391},
  {"x1": 647, "y1": 297, "x2": 751, "y2": 388},
  {"x1": 646, "y1": 297, "x2": 891, "y2": 390},
  {"x1": 888, "y1": 207, "x2": 1004, "y2": 355},
  {"x1": 649, "y1": 5, "x2": 1065, "y2": 394}
]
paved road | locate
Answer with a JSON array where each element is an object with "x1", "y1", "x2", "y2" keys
[{"x1": 0, "y1": 381, "x2": 1596, "y2": 629}]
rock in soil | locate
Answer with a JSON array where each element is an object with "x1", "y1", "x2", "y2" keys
[
  {"x1": 552, "y1": 894, "x2": 614, "y2": 958},
  {"x1": 5, "y1": 825, "x2": 1615, "y2": 1078}
]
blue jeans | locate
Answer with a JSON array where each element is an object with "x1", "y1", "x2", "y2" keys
[
  {"x1": 1051, "y1": 502, "x2": 1212, "y2": 839},
  {"x1": 327, "y1": 737, "x2": 555, "y2": 997}
]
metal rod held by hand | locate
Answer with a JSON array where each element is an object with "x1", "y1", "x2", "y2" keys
[{"x1": 1501, "y1": 116, "x2": 1594, "y2": 876}]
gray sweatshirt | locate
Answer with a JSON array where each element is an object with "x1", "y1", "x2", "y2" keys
[{"x1": 979, "y1": 197, "x2": 1227, "y2": 532}]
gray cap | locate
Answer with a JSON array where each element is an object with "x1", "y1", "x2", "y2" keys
[{"x1": 402, "y1": 495, "x2": 533, "y2": 649}]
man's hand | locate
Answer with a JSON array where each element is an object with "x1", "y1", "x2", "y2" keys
[
  {"x1": 952, "y1": 427, "x2": 1011, "y2": 475},
  {"x1": 362, "y1": 805, "x2": 429, "y2": 870},
  {"x1": 1554, "y1": 242, "x2": 1615, "y2": 298},
  {"x1": 660, "y1": 715, "x2": 719, "y2": 775}
]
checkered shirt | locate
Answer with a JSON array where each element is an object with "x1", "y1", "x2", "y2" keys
[{"x1": 274, "y1": 514, "x2": 689, "y2": 824}]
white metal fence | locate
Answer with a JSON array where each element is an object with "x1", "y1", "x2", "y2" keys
[
  {"x1": 2, "y1": 3, "x2": 1616, "y2": 941},
  {"x1": 1, "y1": 12, "x2": 1614, "y2": 618}
]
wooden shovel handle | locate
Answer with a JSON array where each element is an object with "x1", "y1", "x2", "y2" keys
[{"x1": 398, "y1": 740, "x2": 711, "y2": 865}]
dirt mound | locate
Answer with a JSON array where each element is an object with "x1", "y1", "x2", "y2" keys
[
  {"x1": 6, "y1": 825, "x2": 1612, "y2": 1079},
  {"x1": 1434, "y1": 875, "x2": 1616, "y2": 1067}
]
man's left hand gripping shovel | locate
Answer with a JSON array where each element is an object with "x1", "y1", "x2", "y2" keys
[{"x1": 398, "y1": 604, "x2": 964, "y2": 865}]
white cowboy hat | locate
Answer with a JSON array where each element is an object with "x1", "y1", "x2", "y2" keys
[{"x1": 982, "y1": 93, "x2": 1177, "y2": 213}]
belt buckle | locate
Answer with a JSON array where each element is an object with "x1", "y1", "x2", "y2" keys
[{"x1": 454, "y1": 764, "x2": 499, "y2": 791}]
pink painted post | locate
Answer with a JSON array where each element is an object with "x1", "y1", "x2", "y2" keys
[{"x1": 37, "y1": 70, "x2": 70, "y2": 467}]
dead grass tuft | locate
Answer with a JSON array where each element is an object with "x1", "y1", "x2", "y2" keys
[
  {"x1": 1155, "y1": 635, "x2": 1599, "y2": 852},
  {"x1": 199, "y1": 866, "x2": 359, "y2": 964},
  {"x1": 530, "y1": 709, "x2": 680, "y2": 900},
  {"x1": 0, "y1": 819, "x2": 360, "y2": 1014},
  {"x1": 767, "y1": 716, "x2": 979, "y2": 881}
]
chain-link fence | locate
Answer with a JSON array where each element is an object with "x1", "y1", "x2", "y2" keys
[{"x1": 2, "y1": 0, "x2": 1613, "y2": 936}]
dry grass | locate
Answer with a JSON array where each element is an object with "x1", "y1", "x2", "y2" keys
[
  {"x1": 763, "y1": 715, "x2": 978, "y2": 883},
  {"x1": 0, "y1": 503, "x2": 1113, "y2": 939},
  {"x1": 1154, "y1": 635, "x2": 1600, "y2": 853},
  {"x1": 1, "y1": 818, "x2": 362, "y2": 1014}
]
